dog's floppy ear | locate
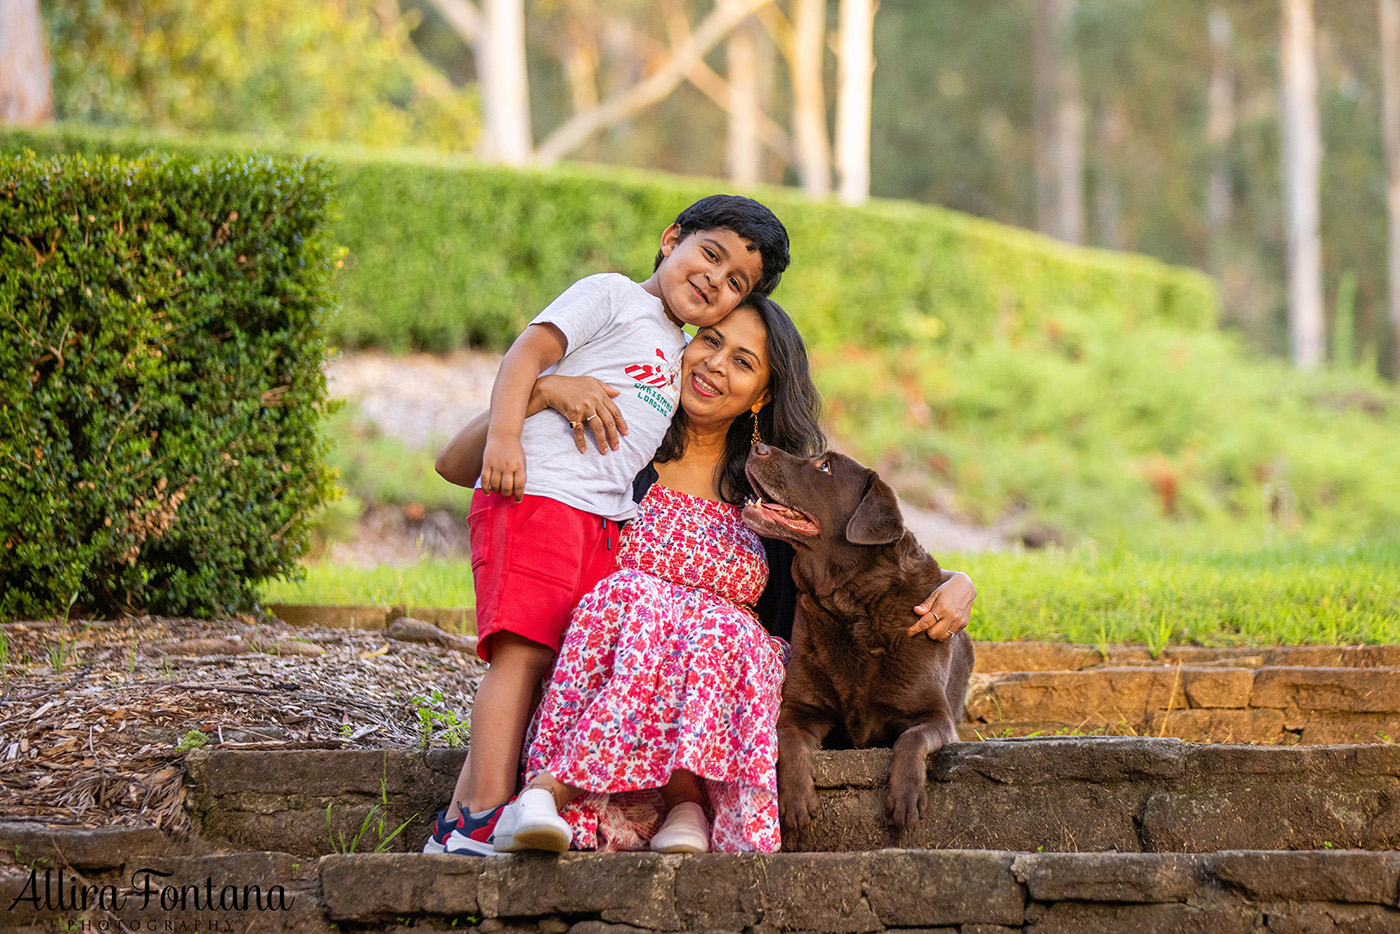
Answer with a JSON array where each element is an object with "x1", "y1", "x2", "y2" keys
[{"x1": 846, "y1": 472, "x2": 904, "y2": 545}]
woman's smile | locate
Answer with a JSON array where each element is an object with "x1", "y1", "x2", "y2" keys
[{"x1": 690, "y1": 372, "x2": 721, "y2": 398}]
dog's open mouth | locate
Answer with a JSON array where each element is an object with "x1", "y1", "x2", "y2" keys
[{"x1": 741, "y1": 471, "x2": 820, "y2": 537}]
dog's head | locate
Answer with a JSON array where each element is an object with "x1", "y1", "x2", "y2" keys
[{"x1": 741, "y1": 443, "x2": 905, "y2": 551}]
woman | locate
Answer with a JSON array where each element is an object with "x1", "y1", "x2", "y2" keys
[{"x1": 493, "y1": 294, "x2": 818, "y2": 854}]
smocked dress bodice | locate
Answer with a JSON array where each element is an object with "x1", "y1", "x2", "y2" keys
[{"x1": 615, "y1": 483, "x2": 768, "y2": 608}]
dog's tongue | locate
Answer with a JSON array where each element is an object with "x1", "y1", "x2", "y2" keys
[{"x1": 753, "y1": 500, "x2": 819, "y2": 535}]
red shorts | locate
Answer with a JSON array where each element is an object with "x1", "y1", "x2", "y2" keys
[{"x1": 469, "y1": 490, "x2": 622, "y2": 664}]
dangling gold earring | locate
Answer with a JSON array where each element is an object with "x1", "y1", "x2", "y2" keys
[{"x1": 750, "y1": 411, "x2": 763, "y2": 445}]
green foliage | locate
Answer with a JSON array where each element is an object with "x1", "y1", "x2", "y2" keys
[
  {"x1": 43, "y1": 0, "x2": 477, "y2": 152},
  {"x1": 814, "y1": 310, "x2": 1400, "y2": 545},
  {"x1": 0, "y1": 125, "x2": 1215, "y2": 354},
  {"x1": 0, "y1": 150, "x2": 339, "y2": 619},
  {"x1": 323, "y1": 402, "x2": 472, "y2": 513}
]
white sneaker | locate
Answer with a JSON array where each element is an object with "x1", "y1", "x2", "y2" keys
[
  {"x1": 650, "y1": 802, "x2": 710, "y2": 854},
  {"x1": 491, "y1": 787, "x2": 571, "y2": 853}
]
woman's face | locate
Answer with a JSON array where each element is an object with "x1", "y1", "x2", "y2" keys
[{"x1": 679, "y1": 303, "x2": 772, "y2": 426}]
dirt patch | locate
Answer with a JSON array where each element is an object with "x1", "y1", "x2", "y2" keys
[{"x1": 0, "y1": 616, "x2": 484, "y2": 829}]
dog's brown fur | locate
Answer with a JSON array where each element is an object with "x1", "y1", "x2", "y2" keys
[{"x1": 742, "y1": 443, "x2": 974, "y2": 839}]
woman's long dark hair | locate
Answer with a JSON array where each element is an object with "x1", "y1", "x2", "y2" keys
[{"x1": 654, "y1": 294, "x2": 826, "y2": 505}]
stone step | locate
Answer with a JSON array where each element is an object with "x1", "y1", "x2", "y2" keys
[
  {"x1": 964, "y1": 665, "x2": 1400, "y2": 744},
  {"x1": 974, "y1": 641, "x2": 1400, "y2": 672},
  {"x1": 181, "y1": 739, "x2": 1400, "y2": 858},
  {"x1": 4, "y1": 846, "x2": 1398, "y2": 933}
]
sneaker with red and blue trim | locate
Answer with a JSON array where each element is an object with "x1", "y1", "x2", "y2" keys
[
  {"x1": 444, "y1": 802, "x2": 507, "y2": 856},
  {"x1": 422, "y1": 806, "x2": 464, "y2": 854}
]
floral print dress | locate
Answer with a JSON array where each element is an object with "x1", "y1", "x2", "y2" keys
[{"x1": 524, "y1": 483, "x2": 788, "y2": 852}]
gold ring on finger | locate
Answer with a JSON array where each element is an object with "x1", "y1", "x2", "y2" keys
[
  {"x1": 585, "y1": 414, "x2": 598, "y2": 422},
  {"x1": 570, "y1": 420, "x2": 582, "y2": 429}
]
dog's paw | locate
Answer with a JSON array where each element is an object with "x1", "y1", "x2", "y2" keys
[
  {"x1": 779, "y1": 778, "x2": 820, "y2": 835},
  {"x1": 885, "y1": 779, "x2": 927, "y2": 830}
]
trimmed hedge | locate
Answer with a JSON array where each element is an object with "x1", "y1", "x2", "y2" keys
[
  {"x1": 0, "y1": 126, "x2": 1217, "y2": 353},
  {"x1": 0, "y1": 150, "x2": 338, "y2": 619}
]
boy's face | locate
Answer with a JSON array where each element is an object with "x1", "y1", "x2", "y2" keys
[{"x1": 653, "y1": 223, "x2": 767, "y2": 328}]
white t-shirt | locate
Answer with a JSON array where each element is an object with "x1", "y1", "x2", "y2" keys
[{"x1": 514, "y1": 273, "x2": 686, "y2": 521}]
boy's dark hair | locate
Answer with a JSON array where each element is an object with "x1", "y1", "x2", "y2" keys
[
  {"x1": 653, "y1": 194, "x2": 791, "y2": 296},
  {"x1": 655, "y1": 294, "x2": 825, "y2": 506}
]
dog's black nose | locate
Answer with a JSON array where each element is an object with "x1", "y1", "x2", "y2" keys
[{"x1": 752, "y1": 443, "x2": 771, "y2": 456}]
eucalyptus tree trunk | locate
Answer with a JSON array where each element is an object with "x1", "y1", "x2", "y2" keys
[
  {"x1": 1094, "y1": 99, "x2": 1126, "y2": 250},
  {"x1": 1279, "y1": 0, "x2": 1325, "y2": 370},
  {"x1": 727, "y1": 16, "x2": 762, "y2": 186},
  {"x1": 535, "y1": 0, "x2": 776, "y2": 165},
  {"x1": 1381, "y1": 0, "x2": 1400, "y2": 373},
  {"x1": 0, "y1": 0, "x2": 54, "y2": 127},
  {"x1": 1206, "y1": 6, "x2": 1237, "y2": 271},
  {"x1": 478, "y1": 0, "x2": 532, "y2": 164},
  {"x1": 1033, "y1": 0, "x2": 1084, "y2": 244},
  {"x1": 835, "y1": 0, "x2": 875, "y2": 205},
  {"x1": 791, "y1": 0, "x2": 831, "y2": 196}
]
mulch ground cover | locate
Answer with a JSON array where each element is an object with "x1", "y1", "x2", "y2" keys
[{"x1": 0, "y1": 615, "x2": 485, "y2": 831}]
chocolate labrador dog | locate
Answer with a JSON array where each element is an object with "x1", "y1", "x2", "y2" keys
[{"x1": 742, "y1": 443, "x2": 974, "y2": 838}]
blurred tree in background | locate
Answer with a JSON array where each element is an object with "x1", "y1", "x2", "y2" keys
[{"x1": 42, "y1": 0, "x2": 478, "y2": 149}]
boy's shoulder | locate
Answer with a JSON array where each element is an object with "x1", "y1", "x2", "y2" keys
[
  {"x1": 569, "y1": 271, "x2": 641, "y2": 293},
  {"x1": 550, "y1": 272, "x2": 659, "y2": 317}
]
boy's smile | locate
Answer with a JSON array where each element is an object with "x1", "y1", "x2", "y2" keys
[{"x1": 645, "y1": 224, "x2": 767, "y2": 329}]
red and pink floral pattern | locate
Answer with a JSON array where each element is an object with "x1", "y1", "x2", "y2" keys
[{"x1": 524, "y1": 483, "x2": 787, "y2": 852}]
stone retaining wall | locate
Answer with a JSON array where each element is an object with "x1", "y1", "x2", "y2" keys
[
  {"x1": 184, "y1": 739, "x2": 1400, "y2": 857},
  {"x1": 973, "y1": 642, "x2": 1400, "y2": 673},
  {"x1": 5, "y1": 847, "x2": 1399, "y2": 934},
  {"x1": 965, "y1": 665, "x2": 1400, "y2": 743}
]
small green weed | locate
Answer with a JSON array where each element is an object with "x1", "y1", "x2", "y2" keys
[
  {"x1": 324, "y1": 803, "x2": 413, "y2": 854},
  {"x1": 411, "y1": 688, "x2": 471, "y2": 749},
  {"x1": 176, "y1": 729, "x2": 210, "y2": 751},
  {"x1": 325, "y1": 767, "x2": 415, "y2": 854},
  {"x1": 1143, "y1": 611, "x2": 1174, "y2": 659},
  {"x1": 47, "y1": 638, "x2": 75, "y2": 674}
]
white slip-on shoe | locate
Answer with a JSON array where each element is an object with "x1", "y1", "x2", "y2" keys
[
  {"x1": 650, "y1": 802, "x2": 710, "y2": 854},
  {"x1": 491, "y1": 787, "x2": 571, "y2": 853}
]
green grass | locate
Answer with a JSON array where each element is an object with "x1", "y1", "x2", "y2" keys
[
  {"x1": 259, "y1": 558, "x2": 475, "y2": 608},
  {"x1": 948, "y1": 540, "x2": 1400, "y2": 647},
  {"x1": 260, "y1": 540, "x2": 1399, "y2": 648}
]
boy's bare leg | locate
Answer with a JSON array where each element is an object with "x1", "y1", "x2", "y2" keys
[{"x1": 449, "y1": 632, "x2": 557, "y2": 814}]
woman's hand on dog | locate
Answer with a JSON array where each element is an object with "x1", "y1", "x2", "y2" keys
[
  {"x1": 531, "y1": 375, "x2": 629, "y2": 454},
  {"x1": 907, "y1": 570, "x2": 976, "y2": 640}
]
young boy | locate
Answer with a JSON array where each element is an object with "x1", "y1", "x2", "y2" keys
[{"x1": 424, "y1": 195, "x2": 790, "y2": 855}]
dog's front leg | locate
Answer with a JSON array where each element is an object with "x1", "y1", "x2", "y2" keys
[
  {"x1": 886, "y1": 716, "x2": 958, "y2": 829},
  {"x1": 776, "y1": 706, "x2": 831, "y2": 840}
]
